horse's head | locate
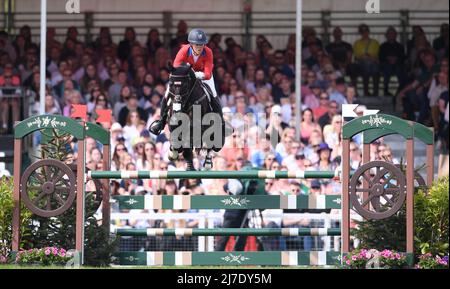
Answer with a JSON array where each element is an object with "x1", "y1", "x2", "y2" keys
[{"x1": 166, "y1": 62, "x2": 196, "y2": 113}]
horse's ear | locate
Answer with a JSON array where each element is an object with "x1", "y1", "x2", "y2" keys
[{"x1": 167, "y1": 60, "x2": 173, "y2": 72}]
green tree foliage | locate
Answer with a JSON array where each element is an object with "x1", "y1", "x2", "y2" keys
[
  {"x1": 0, "y1": 176, "x2": 33, "y2": 259},
  {"x1": 353, "y1": 177, "x2": 449, "y2": 258}
]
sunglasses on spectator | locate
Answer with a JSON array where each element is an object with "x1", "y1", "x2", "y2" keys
[
  {"x1": 116, "y1": 147, "x2": 126, "y2": 151},
  {"x1": 145, "y1": 147, "x2": 155, "y2": 151},
  {"x1": 160, "y1": 166, "x2": 168, "y2": 169}
]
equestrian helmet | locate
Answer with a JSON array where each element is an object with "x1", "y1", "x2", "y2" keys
[{"x1": 188, "y1": 29, "x2": 208, "y2": 45}]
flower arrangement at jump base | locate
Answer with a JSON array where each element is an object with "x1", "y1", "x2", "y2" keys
[
  {"x1": 15, "y1": 247, "x2": 73, "y2": 266},
  {"x1": 416, "y1": 253, "x2": 449, "y2": 269},
  {"x1": 342, "y1": 249, "x2": 408, "y2": 269}
]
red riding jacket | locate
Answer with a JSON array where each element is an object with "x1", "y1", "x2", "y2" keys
[{"x1": 173, "y1": 44, "x2": 214, "y2": 80}]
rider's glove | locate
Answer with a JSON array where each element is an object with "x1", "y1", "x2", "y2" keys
[{"x1": 194, "y1": 72, "x2": 205, "y2": 80}]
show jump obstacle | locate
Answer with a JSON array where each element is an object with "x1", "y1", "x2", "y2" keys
[{"x1": 11, "y1": 110, "x2": 434, "y2": 266}]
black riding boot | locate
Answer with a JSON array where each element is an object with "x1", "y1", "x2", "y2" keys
[{"x1": 149, "y1": 96, "x2": 168, "y2": 135}]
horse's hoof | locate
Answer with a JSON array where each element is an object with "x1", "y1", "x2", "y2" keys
[
  {"x1": 149, "y1": 120, "x2": 163, "y2": 135},
  {"x1": 168, "y1": 150, "x2": 179, "y2": 161},
  {"x1": 202, "y1": 164, "x2": 212, "y2": 171}
]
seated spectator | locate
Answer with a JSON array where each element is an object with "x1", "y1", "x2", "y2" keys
[
  {"x1": 300, "y1": 108, "x2": 321, "y2": 145},
  {"x1": 318, "y1": 100, "x2": 338, "y2": 129},
  {"x1": 118, "y1": 93, "x2": 148, "y2": 126},
  {"x1": 54, "y1": 68, "x2": 81, "y2": 101},
  {"x1": 428, "y1": 70, "x2": 448, "y2": 130},
  {"x1": 325, "y1": 26, "x2": 353, "y2": 73},
  {"x1": 122, "y1": 110, "x2": 144, "y2": 153},
  {"x1": 62, "y1": 90, "x2": 83, "y2": 117},
  {"x1": 345, "y1": 84, "x2": 359, "y2": 105},
  {"x1": 0, "y1": 69, "x2": 21, "y2": 133},
  {"x1": 350, "y1": 24, "x2": 380, "y2": 96},
  {"x1": 398, "y1": 50, "x2": 438, "y2": 123},
  {"x1": 44, "y1": 94, "x2": 61, "y2": 115},
  {"x1": 169, "y1": 20, "x2": 189, "y2": 57},
  {"x1": 379, "y1": 26, "x2": 406, "y2": 96},
  {"x1": 323, "y1": 115, "x2": 342, "y2": 151},
  {"x1": 118, "y1": 27, "x2": 138, "y2": 62},
  {"x1": 433, "y1": 23, "x2": 449, "y2": 61},
  {"x1": 329, "y1": 77, "x2": 348, "y2": 106},
  {"x1": 348, "y1": 141, "x2": 362, "y2": 170}
]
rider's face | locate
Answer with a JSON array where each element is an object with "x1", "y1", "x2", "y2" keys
[{"x1": 191, "y1": 44, "x2": 205, "y2": 55}]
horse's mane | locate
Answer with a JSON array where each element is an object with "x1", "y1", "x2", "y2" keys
[{"x1": 171, "y1": 62, "x2": 192, "y2": 77}]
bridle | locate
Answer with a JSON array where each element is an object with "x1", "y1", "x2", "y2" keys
[{"x1": 166, "y1": 71, "x2": 197, "y2": 109}]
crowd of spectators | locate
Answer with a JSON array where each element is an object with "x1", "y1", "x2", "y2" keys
[{"x1": 0, "y1": 21, "x2": 448, "y2": 250}]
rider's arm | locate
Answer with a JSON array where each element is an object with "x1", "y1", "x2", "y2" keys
[
  {"x1": 202, "y1": 47, "x2": 214, "y2": 80},
  {"x1": 173, "y1": 45, "x2": 189, "y2": 67}
]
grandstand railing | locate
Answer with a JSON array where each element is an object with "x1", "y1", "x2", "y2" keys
[{"x1": 1, "y1": 10, "x2": 448, "y2": 51}]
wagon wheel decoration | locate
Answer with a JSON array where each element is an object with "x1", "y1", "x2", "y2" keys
[
  {"x1": 68, "y1": 164, "x2": 103, "y2": 211},
  {"x1": 393, "y1": 164, "x2": 427, "y2": 193},
  {"x1": 20, "y1": 159, "x2": 77, "y2": 217},
  {"x1": 350, "y1": 161, "x2": 406, "y2": 220}
]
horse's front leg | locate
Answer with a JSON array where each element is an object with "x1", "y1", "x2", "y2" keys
[{"x1": 183, "y1": 148, "x2": 196, "y2": 171}]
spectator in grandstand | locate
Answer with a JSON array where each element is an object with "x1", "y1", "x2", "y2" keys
[
  {"x1": 433, "y1": 23, "x2": 449, "y2": 61},
  {"x1": 302, "y1": 26, "x2": 323, "y2": 60},
  {"x1": 54, "y1": 68, "x2": 80, "y2": 100},
  {"x1": 380, "y1": 144, "x2": 399, "y2": 164},
  {"x1": 62, "y1": 89, "x2": 83, "y2": 117},
  {"x1": 0, "y1": 68, "x2": 21, "y2": 133},
  {"x1": 326, "y1": 26, "x2": 353, "y2": 73},
  {"x1": 408, "y1": 34, "x2": 432, "y2": 75},
  {"x1": 323, "y1": 114, "x2": 342, "y2": 150},
  {"x1": 300, "y1": 108, "x2": 321, "y2": 145},
  {"x1": 329, "y1": 77, "x2": 348, "y2": 106},
  {"x1": 112, "y1": 84, "x2": 131, "y2": 120},
  {"x1": 0, "y1": 31, "x2": 17, "y2": 64},
  {"x1": 428, "y1": 70, "x2": 449, "y2": 130},
  {"x1": 438, "y1": 90, "x2": 449, "y2": 152},
  {"x1": 348, "y1": 141, "x2": 362, "y2": 170},
  {"x1": 398, "y1": 50, "x2": 437, "y2": 123},
  {"x1": 118, "y1": 27, "x2": 138, "y2": 62},
  {"x1": 345, "y1": 84, "x2": 359, "y2": 105},
  {"x1": 407, "y1": 25, "x2": 426, "y2": 59},
  {"x1": 379, "y1": 26, "x2": 406, "y2": 96},
  {"x1": 145, "y1": 28, "x2": 163, "y2": 60},
  {"x1": 170, "y1": 20, "x2": 189, "y2": 56},
  {"x1": 318, "y1": 100, "x2": 338, "y2": 128},
  {"x1": 351, "y1": 24, "x2": 380, "y2": 96},
  {"x1": 250, "y1": 134, "x2": 280, "y2": 168},
  {"x1": 44, "y1": 94, "x2": 61, "y2": 115}
]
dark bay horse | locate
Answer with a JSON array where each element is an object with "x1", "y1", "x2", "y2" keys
[{"x1": 164, "y1": 63, "x2": 230, "y2": 170}]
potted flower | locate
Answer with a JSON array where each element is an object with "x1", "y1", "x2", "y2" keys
[
  {"x1": 15, "y1": 247, "x2": 72, "y2": 266},
  {"x1": 416, "y1": 253, "x2": 449, "y2": 269},
  {"x1": 343, "y1": 249, "x2": 408, "y2": 269}
]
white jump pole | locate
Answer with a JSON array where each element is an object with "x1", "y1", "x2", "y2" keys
[
  {"x1": 295, "y1": 0, "x2": 303, "y2": 140},
  {"x1": 39, "y1": 0, "x2": 47, "y2": 115}
]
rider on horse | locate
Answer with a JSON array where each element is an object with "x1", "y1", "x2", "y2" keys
[{"x1": 149, "y1": 28, "x2": 218, "y2": 135}]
